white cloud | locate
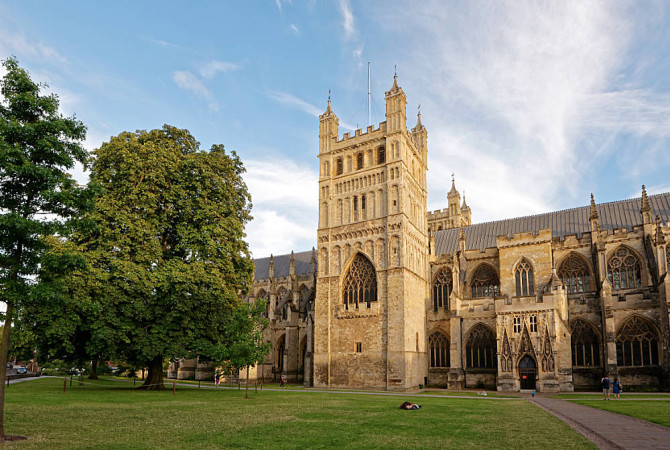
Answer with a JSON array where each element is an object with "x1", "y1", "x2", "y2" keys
[
  {"x1": 172, "y1": 70, "x2": 218, "y2": 111},
  {"x1": 376, "y1": 1, "x2": 669, "y2": 222},
  {"x1": 198, "y1": 60, "x2": 241, "y2": 79},
  {"x1": 243, "y1": 158, "x2": 318, "y2": 256},
  {"x1": 0, "y1": 30, "x2": 68, "y2": 67},
  {"x1": 338, "y1": 0, "x2": 356, "y2": 41},
  {"x1": 267, "y1": 91, "x2": 358, "y2": 130},
  {"x1": 289, "y1": 24, "x2": 300, "y2": 35}
]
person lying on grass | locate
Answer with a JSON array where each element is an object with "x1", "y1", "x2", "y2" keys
[{"x1": 400, "y1": 402, "x2": 421, "y2": 410}]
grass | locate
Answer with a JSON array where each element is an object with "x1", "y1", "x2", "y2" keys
[
  {"x1": 4, "y1": 377, "x2": 596, "y2": 449},
  {"x1": 552, "y1": 394, "x2": 670, "y2": 428}
]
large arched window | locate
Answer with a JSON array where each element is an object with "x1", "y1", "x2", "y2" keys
[
  {"x1": 570, "y1": 319, "x2": 601, "y2": 367},
  {"x1": 515, "y1": 259, "x2": 534, "y2": 297},
  {"x1": 471, "y1": 264, "x2": 500, "y2": 298},
  {"x1": 559, "y1": 253, "x2": 591, "y2": 294},
  {"x1": 432, "y1": 268, "x2": 452, "y2": 312},
  {"x1": 616, "y1": 316, "x2": 659, "y2": 367},
  {"x1": 342, "y1": 253, "x2": 377, "y2": 309},
  {"x1": 466, "y1": 324, "x2": 496, "y2": 369},
  {"x1": 607, "y1": 247, "x2": 641, "y2": 290},
  {"x1": 429, "y1": 332, "x2": 450, "y2": 368}
]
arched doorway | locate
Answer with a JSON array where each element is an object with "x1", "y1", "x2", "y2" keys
[{"x1": 518, "y1": 355, "x2": 537, "y2": 390}]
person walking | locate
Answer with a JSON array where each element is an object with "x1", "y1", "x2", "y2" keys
[
  {"x1": 280, "y1": 375, "x2": 286, "y2": 388},
  {"x1": 612, "y1": 378, "x2": 622, "y2": 399},
  {"x1": 601, "y1": 376, "x2": 611, "y2": 400},
  {"x1": 215, "y1": 372, "x2": 221, "y2": 388}
]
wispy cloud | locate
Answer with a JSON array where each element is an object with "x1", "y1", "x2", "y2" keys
[
  {"x1": 198, "y1": 60, "x2": 241, "y2": 79},
  {"x1": 338, "y1": 0, "x2": 356, "y2": 41},
  {"x1": 151, "y1": 38, "x2": 182, "y2": 50},
  {"x1": 173, "y1": 70, "x2": 218, "y2": 111},
  {"x1": 267, "y1": 91, "x2": 357, "y2": 130},
  {"x1": 0, "y1": 30, "x2": 68, "y2": 66},
  {"x1": 289, "y1": 24, "x2": 300, "y2": 35}
]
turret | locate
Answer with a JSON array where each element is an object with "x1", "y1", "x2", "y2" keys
[
  {"x1": 448, "y1": 175, "x2": 461, "y2": 218},
  {"x1": 289, "y1": 250, "x2": 295, "y2": 276},
  {"x1": 641, "y1": 185, "x2": 652, "y2": 225},
  {"x1": 385, "y1": 74, "x2": 407, "y2": 133},
  {"x1": 589, "y1": 193, "x2": 600, "y2": 236},
  {"x1": 310, "y1": 247, "x2": 317, "y2": 274},
  {"x1": 411, "y1": 109, "x2": 427, "y2": 165},
  {"x1": 319, "y1": 94, "x2": 339, "y2": 154},
  {"x1": 269, "y1": 254, "x2": 275, "y2": 279}
]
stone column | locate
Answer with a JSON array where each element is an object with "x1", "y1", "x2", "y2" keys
[
  {"x1": 448, "y1": 316, "x2": 465, "y2": 389},
  {"x1": 304, "y1": 315, "x2": 314, "y2": 387},
  {"x1": 600, "y1": 280, "x2": 618, "y2": 377}
]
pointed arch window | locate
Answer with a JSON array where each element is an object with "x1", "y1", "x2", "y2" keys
[
  {"x1": 342, "y1": 253, "x2": 377, "y2": 309},
  {"x1": 377, "y1": 146, "x2": 386, "y2": 164},
  {"x1": 356, "y1": 152, "x2": 364, "y2": 170},
  {"x1": 466, "y1": 324, "x2": 496, "y2": 369},
  {"x1": 559, "y1": 253, "x2": 591, "y2": 294},
  {"x1": 607, "y1": 247, "x2": 641, "y2": 290},
  {"x1": 616, "y1": 316, "x2": 659, "y2": 367},
  {"x1": 471, "y1": 264, "x2": 500, "y2": 298},
  {"x1": 432, "y1": 268, "x2": 452, "y2": 312},
  {"x1": 429, "y1": 332, "x2": 450, "y2": 368},
  {"x1": 570, "y1": 320, "x2": 601, "y2": 367},
  {"x1": 336, "y1": 158, "x2": 343, "y2": 175},
  {"x1": 515, "y1": 259, "x2": 534, "y2": 297}
]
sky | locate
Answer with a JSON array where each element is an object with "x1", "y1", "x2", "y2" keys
[{"x1": 1, "y1": 0, "x2": 670, "y2": 258}]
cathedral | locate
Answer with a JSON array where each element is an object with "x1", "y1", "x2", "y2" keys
[{"x1": 182, "y1": 76, "x2": 670, "y2": 392}]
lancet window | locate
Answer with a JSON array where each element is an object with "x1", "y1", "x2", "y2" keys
[
  {"x1": 616, "y1": 316, "x2": 659, "y2": 367},
  {"x1": 515, "y1": 259, "x2": 534, "y2": 297},
  {"x1": 432, "y1": 268, "x2": 452, "y2": 312},
  {"x1": 559, "y1": 253, "x2": 591, "y2": 294},
  {"x1": 336, "y1": 158, "x2": 343, "y2": 175},
  {"x1": 570, "y1": 320, "x2": 601, "y2": 367},
  {"x1": 342, "y1": 253, "x2": 377, "y2": 309},
  {"x1": 607, "y1": 247, "x2": 641, "y2": 290},
  {"x1": 466, "y1": 324, "x2": 496, "y2": 369},
  {"x1": 471, "y1": 264, "x2": 500, "y2": 298},
  {"x1": 429, "y1": 332, "x2": 450, "y2": 368},
  {"x1": 377, "y1": 147, "x2": 386, "y2": 164},
  {"x1": 356, "y1": 152, "x2": 364, "y2": 170}
]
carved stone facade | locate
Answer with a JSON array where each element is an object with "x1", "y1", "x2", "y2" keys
[{"x1": 247, "y1": 77, "x2": 670, "y2": 392}]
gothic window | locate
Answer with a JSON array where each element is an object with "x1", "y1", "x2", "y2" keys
[
  {"x1": 257, "y1": 290, "x2": 268, "y2": 317},
  {"x1": 353, "y1": 196, "x2": 358, "y2": 211},
  {"x1": 515, "y1": 259, "x2": 534, "y2": 296},
  {"x1": 432, "y1": 269, "x2": 452, "y2": 312},
  {"x1": 529, "y1": 315, "x2": 537, "y2": 333},
  {"x1": 342, "y1": 253, "x2": 377, "y2": 309},
  {"x1": 513, "y1": 317, "x2": 521, "y2": 333},
  {"x1": 336, "y1": 158, "x2": 343, "y2": 175},
  {"x1": 357, "y1": 152, "x2": 364, "y2": 170},
  {"x1": 616, "y1": 316, "x2": 659, "y2": 367},
  {"x1": 471, "y1": 264, "x2": 500, "y2": 298},
  {"x1": 571, "y1": 320, "x2": 601, "y2": 367},
  {"x1": 607, "y1": 247, "x2": 641, "y2": 290},
  {"x1": 429, "y1": 332, "x2": 450, "y2": 368},
  {"x1": 361, "y1": 194, "x2": 366, "y2": 210},
  {"x1": 559, "y1": 253, "x2": 591, "y2": 294},
  {"x1": 466, "y1": 324, "x2": 496, "y2": 369},
  {"x1": 377, "y1": 146, "x2": 386, "y2": 164},
  {"x1": 276, "y1": 287, "x2": 287, "y2": 307}
]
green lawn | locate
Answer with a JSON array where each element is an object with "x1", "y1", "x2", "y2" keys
[
  {"x1": 4, "y1": 377, "x2": 595, "y2": 449},
  {"x1": 554, "y1": 396, "x2": 670, "y2": 428}
]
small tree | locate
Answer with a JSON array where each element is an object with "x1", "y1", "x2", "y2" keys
[
  {"x1": 223, "y1": 299, "x2": 271, "y2": 398},
  {"x1": 0, "y1": 58, "x2": 92, "y2": 439}
]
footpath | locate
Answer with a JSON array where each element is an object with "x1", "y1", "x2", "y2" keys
[{"x1": 531, "y1": 396, "x2": 670, "y2": 449}]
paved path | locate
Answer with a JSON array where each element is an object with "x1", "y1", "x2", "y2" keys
[{"x1": 532, "y1": 396, "x2": 670, "y2": 449}]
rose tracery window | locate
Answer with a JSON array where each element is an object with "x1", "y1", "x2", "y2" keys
[
  {"x1": 429, "y1": 332, "x2": 449, "y2": 368},
  {"x1": 515, "y1": 259, "x2": 534, "y2": 297},
  {"x1": 571, "y1": 320, "x2": 601, "y2": 367},
  {"x1": 471, "y1": 264, "x2": 500, "y2": 298},
  {"x1": 559, "y1": 253, "x2": 591, "y2": 294},
  {"x1": 342, "y1": 253, "x2": 377, "y2": 309},
  {"x1": 432, "y1": 269, "x2": 452, "y2": 312},
  {"x1": 466, "y1": 324, "x2": 496, "y2": 369},
  {"x1": 607, "y1": 247, "x2": 641, "y2": 290},
  {"x1": 616, "y1": 316, "x2": 659, "y2": 367}
]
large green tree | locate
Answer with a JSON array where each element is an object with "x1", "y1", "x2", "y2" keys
[
  {"x1": 88, "y1": 125, "x2": 254, "y2": 389},
  {"x1": 0, "y1": 58, "x2": 92, "y2": 439}
]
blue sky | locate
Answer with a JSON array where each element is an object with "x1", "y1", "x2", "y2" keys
[{"x1": 2, "y1": 1, "x2": 670, "y2": 258}]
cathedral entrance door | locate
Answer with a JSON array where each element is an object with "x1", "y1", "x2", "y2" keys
[{"x1": 518, "y1": 355, "x2": 537, "y2": 390}]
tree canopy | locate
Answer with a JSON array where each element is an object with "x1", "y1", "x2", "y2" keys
[
  {"x1": 84, "y1": 125, "x2": 255, "y2": 388},
  {"x1": 0, "y1": 57, "x2": 93, "y2": 439}
]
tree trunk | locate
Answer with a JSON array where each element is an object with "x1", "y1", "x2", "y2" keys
[
  {"x1": 245, "y1": 366, "x2": 249, "y2": 399},
  {"x1": 139, "y1": 356, "x2": 165, "y2": 390},
  {"x1": 88, "y1": 358, "x2": 99, "y2": 380},
  {"x1": 0, "y1": 301, "x2": 15, "y2": 439}
]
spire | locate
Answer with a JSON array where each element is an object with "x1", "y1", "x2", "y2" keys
[
  {"x1": 589, "y1": 193, "x2": 599, "y2": 221},
  {"x1": 323, "y1": 90, "x2": 333, "y2": 115},
  {"x1": 448, "y1": 174, "x2": 459, "y2": 196},
  {"x1": 269, "y1": 254, "x2": 275, "y2": 278},
  {"x1": 641, "y1": 185, "x2": 652, "y2": 224},
  {"x1": 461, "y1": 191, "x2": 469, "y2": 209},
  {"x1": 310, "y1": 247, "x2": 317, "y2": 273},
  {"x1": 416, "y1": 105, "x2": 422, "y2": 127},
  {"x1": 289, "y1": 250, "x2": 295, "y2": 276}
]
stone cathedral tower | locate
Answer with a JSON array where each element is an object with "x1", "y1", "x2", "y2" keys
[{"x1": 313, "y1": 76, "x2": 430, "y2": 390}]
